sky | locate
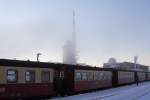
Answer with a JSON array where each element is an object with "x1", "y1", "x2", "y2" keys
[{"x1": 0, "y1": 0, "x2": 150, "y2": 67}]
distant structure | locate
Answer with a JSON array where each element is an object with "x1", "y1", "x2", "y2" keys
[
  {"x1": 134, "y1": 56, "x2": 138, "y2": 69},
  {"x1": 103, "y1": 57, "x2": 149, "y2": 71},
  {"x1": 117, "y1": 62, "x2": 149, "y2": 71},
  {"x1": 36, "y1": 53, "x2": 41, "y2": 62},
  {"x1": 63, "y1": 11, "x2": 77, "y2": 65},
  {"x1": 103, "y1": 58, "x2": 119, "y2": 68}
]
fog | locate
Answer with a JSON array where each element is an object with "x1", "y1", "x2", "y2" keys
[{"x1": 0, "y1": 0, "x2": 150, "y2": 66}]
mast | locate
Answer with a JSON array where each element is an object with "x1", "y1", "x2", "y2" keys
[
  {"x1": 72, "y1": 10, "x2": 77, "y2": 64},
  {"x1": 62, "y1": 10, "x2": 78, "y2": 65},
  {"x1": 72, "y1": 10, "x2": 76, "y2": 47}
]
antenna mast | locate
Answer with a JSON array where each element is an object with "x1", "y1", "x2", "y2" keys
[
  {"x1": 72, "y1": 10, "x2": 78, "y2": 64},
  {"x1": 72, "y1": 10, "x2": 76, "y2": 46}
]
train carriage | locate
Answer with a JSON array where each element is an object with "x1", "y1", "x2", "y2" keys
[
  {"x1": 51, "y1": 65, "x2": 114, "y2": 95},
  {"x1": 0, "y1": 59, "x2": 55, "y2": 100},
  {"x1": 0, "y1": 59, "x2": 149, "y2": 99},
  {"x1": 137, "y1": 71, "x2": 146, "y2": 82},
  {"x1": 146, "y1": 72, "x2": 150, "y2": 81},
  {"x1": 117, "y1": 71, "x2": 135, "y2": 85},
  {"x1": 73, "y1": 67, "x2": 113, "y2": 92}
]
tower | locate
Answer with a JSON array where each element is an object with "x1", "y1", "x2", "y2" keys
[
  {"x1": 72, "y1": 10, "x2": 76, "y2": 47},
  {"x1": 63, "y1": 10, "x2": 77, "y2": 65}
]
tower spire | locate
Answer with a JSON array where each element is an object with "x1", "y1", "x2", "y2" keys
[
  {"x1": 72, "y1": 10, "x2": 78, "y2": 63},
  {"x1": 62, "y1": 10, "x2": 78, "y2": 65},
  {"x1": 72, "y1": 10, "x2": 76, "y2": 46}
]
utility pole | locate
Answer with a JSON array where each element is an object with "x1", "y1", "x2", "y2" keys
[{"x1": 37, "y1": 53, "x2": 41, "y2": 62}]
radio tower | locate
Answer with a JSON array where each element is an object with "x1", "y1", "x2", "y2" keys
[
  {"x1": 72, "y1": 10, "x2": 78, "y2": 63},
  {"x1": 72, "y1": 10, "x2": 76, "y2": 48},
  {"x1": 63, "y1": 10, "x2": 77, "y2": 65}
]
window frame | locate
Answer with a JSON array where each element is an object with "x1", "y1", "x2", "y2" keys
[
  {"x1": 41, "y1": 71, "x2": 50, "y2": 83},
  {"x1": 75, "y1": 72, "x2": 82, "y2": 81},
  {"x1": 88, "y1": 72, "x2": 94, "y2": 81},
  {"x1": 82, "y1": 72, "x2": 87, "y2": 80},
  {"x1": 25, "y1": 70, "x2": 35, "y2": 83},
  {"x1": 100, "y1": 73, "x2": 104, "y2": 80},
  {"x1": 94, "y1": 72, "x2": 99, "y2": 80},
  {"x1": 7, "y1": 69, "x2": 18, "y2": 83}
]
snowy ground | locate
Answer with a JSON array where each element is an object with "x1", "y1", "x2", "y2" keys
[{"x1": 51, "y1": 82, "x2": 150, "y2": 100}]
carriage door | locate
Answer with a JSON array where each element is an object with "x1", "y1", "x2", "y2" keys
[{"x1": 54, "y1": 69, "x2": 65, "y2": 95}]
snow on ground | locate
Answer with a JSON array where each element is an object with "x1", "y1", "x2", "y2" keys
[{"x1": 50, "y1": 82, "x2": 150, "y2": 100}]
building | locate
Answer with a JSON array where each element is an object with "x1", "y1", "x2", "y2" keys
[
  {"x1": 103, "y1": 58, "x2": 119, "y2": 68},
  {"x1": 117, "y1": 62, "x2": 149, "y2": 71},
  {"x1": 103, "y1": 61, "x2": 149, "y2": 71},
  {"x1": 103, "y1": 57, "x2": 149, "y2": 71}
]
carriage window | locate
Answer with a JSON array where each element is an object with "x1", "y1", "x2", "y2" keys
[
  {"x1": 82, "y1": 73, "x2": 87, "y2": 80},
  {"x1": 88, "y1": 73, "x2": 94, "y2": 80},
  {"x1": 25, "y1": 70, "x2": 35, "y2": 83},
  {"x1": 99, "y1": 73, "x2": 104, "y2": 80},
  {"x1": 108, "y1": 73, "x2": 112, "y2": 80},
  {"x1": 75, "y1": 72, "x2": 81, "y2": 81},
  {"x1": 7, "y1": 69, "x2": 17, "y2": 83},
  {"x1": 94, "y1": 73, "x2": 98, "y2": 80},
  {"x1": 41, "y1": 71, "x2": 50, "y2": 82},
  {"x1": 97, "y1": 73, "x2": 101, "y2": 80},
  {"x1": 103, "y1": 73, "x2": 107, "y2": 80},
  {"x1": 87, "y1": 73, "x2": 91, "y2": 80}
]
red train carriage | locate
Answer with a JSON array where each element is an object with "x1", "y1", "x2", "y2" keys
[
  {"x1": 44, "y1": 65, "x2": 150, "y2": 96},
  {"x1": 147, "y1": 72, "x2": 150, "y2": 81},
  {"x1": 137, "y1": 71, "x2": 146, "y2": 82},
  {"x1": 0, "y1": 59, "x2": 149, "y2": 99},
  {"x1": 74, "y1": 68, "x2": 112, "y2": 92},
  {"x1": 52, "y1": 65, "x2": 113, "y2": 95},
  {"x1": 117, "y1": 71, "x2": 135, "y2": 85},
  {"x1": 0, "y1": 59, "x2": 55, "y2": 100}
]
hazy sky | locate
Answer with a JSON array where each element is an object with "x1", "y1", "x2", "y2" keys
[{"x1": 0, "y1": 0, "x2": 150, "y2": 66}]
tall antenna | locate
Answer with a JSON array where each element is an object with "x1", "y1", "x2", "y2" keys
[
  {"x1": 72, "y1": 10, "x2": 78, "y2": 63},
  {"x1": 72, "y1": 10, "x2": 76, "y2": 46},
  {"x1": 62, "y1": 10, "x2": 78, "y2": 65}
]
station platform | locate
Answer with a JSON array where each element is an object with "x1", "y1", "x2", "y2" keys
[{"x1": 51, "y1": 82, "x2": 150, "y2": 100}]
